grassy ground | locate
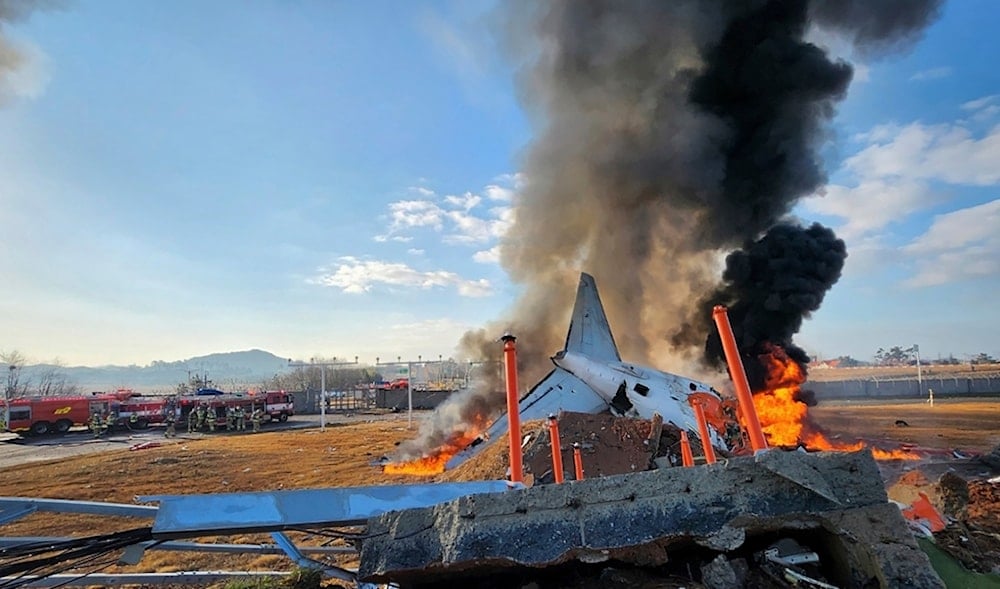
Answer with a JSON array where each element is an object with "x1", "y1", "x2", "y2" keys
[{"x1": 2, "y1": 400, "x2": 998, "y2": 580}]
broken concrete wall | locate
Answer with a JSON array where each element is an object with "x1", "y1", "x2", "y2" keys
[{"x1": 360, "y1": 449, "x2": 943, "y2": 588}]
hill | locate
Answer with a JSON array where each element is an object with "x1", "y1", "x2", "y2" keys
[{"x1": 19, "y1": 349, "x2": 292, "y2": 393}]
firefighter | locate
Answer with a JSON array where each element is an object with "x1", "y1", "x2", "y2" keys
[
  {"x1": 195, "y1": 405, "x2": 207, "y2": 432},
  {"x1": 164, "y1": 411, "x2": 176, "y2": 438},
  {"x1": 205, "y1": 404, "x2": 216, "y2": 432},
  {"x1": 104, "y1": 412, "x2": 116, "y2": 435},
  {"x1": 186, "y1": 409, "x2": 196, "y2": 433},
  {"x1": 237, "y1": 407, "x2": 246, "y2": 431},
  {"x1": 251, "y1": 407, "x2": 263, "y2": 433},
  {"x1": 226, "y1": 406, "x2": 237, "y2": 431},
  {"x1": 128, "y1": 412, "x2": 139, "y2": 430},
  {"x1": 89, "y1": 411, "x2": 102, "y2": 437}
]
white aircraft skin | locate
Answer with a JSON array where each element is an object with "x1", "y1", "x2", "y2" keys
[
  {"x1": 553, "y1": 349, "x2": 721, "y2": 443},
  {"x1": 446, "y1": 272, "x2": 728, "y2": 470}
]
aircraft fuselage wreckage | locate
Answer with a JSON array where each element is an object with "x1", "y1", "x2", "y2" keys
[{"x1": 447, "y1": 272, "x2": 731, "y2": 470}]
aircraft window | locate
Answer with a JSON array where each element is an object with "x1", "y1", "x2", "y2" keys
[
  {"x1": 633, "y1": 383, "x2": 650, "y2": 396},
  {"x1": 689, "y1": 382, "x2": 697, "y2": 391}
]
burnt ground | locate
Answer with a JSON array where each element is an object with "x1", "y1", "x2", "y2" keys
[{"x1": 1, "y1": 399, "x2": 999, "y2": 585}]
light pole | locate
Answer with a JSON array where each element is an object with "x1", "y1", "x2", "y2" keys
[
  {"x1": 377, "y1": 355, "x2": 446, "y2": 428},
  {"x1": 913, "y1": 344, "x2": 922, "y2": 399},
  {"x1": 3, "y1": 365, "x2": 14, "y2": 432},
  {"x1": 288, "y1": 356, "x2": 358, "y2": 431}
]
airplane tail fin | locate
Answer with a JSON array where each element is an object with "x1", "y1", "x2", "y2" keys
[{"x1": 562, "y1": 273, "x2": 620, "y2": 362}]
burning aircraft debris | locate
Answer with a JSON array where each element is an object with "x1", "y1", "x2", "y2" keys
[{"x1": 395, "y1": 0, "x2": 944, "y2": 464}]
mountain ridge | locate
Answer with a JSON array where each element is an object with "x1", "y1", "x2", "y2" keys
[{"x1": 18, "y1": 349, "x2": 293, "y2": 392}]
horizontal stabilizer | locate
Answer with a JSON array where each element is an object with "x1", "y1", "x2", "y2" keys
[
  {"x1": 563, "y1": 273, "x2": 620, "y2": 362},
  {"x1": 445, "y1": 368, "x2": 608, "y2": 470}
]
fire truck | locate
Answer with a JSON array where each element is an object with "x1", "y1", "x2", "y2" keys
[
  {"x1": 175, "y1": 390, "x2": 294, "y2": 429},
  {"x1": 0, "y1": 394, "x2": 120, "y2": 435}
]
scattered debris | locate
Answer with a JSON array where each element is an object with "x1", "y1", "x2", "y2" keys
[{"x1": 361, "y1": 449, "x2": 945, "y2": 588}]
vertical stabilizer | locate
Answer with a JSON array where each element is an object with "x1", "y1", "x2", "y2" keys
[{"x1": 562, "y1": 273, "x2": 621, "y2": 362}]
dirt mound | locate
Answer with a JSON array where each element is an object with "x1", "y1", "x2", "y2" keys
[{"x1": 439, "y1": 412, "x2": 695, "y2": 485}]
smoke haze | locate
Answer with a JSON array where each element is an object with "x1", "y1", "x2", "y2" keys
[
  {"x1": 0, "y1": 0, "x2": 58, "y2": 103},
  {"x1": 404, "y1": 0, "x2": 942, "y2": 456}
]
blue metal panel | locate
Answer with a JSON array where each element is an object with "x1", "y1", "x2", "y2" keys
[
  {"x1": 0, "y1": 497, "x2": 157, "y2": 519},
  {"x1": 140, "y1": 480, "x2": 519, "y2": 538}
]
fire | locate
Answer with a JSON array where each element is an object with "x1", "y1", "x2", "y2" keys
[
  {"x1": 383, "y1": 414, "x2": 489, "y2": 476},
  {"x1": 750, "y1": 345, "x2": 919, "y2": 460}
]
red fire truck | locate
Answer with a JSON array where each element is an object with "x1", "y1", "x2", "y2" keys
[
  {"x1": 0, "y1": 394, "x2": 120, "y2": 435},
  {"x1": 175, "y1": 390, "x2": 294, "y2": 430}
]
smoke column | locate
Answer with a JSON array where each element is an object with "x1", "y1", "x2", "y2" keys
[
  {"x1": 400, "y1": 0, "x2": 942, "y2": 458},
  {"x1": 0, "y1": 1, "x2": 56, "y2": 104}
]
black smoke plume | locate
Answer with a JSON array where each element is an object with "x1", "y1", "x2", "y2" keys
[
  {"x1": 702, "y1": 223, "x2": 847, "y2": 390},
  {"x1": 400, "y1": 0, "x2": 942, "y2": 459}
]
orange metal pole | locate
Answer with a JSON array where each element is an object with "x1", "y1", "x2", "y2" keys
[
  {"x1": 573, "y1": 442, "x2": 584, "y2": 480},
  {"x1": 680, "y1": 431, "x2": 694, "y2": 467},
  {"x1": 711, "y1": 305, "x2": 768, "y2": 453},
  {"x1": 690, "y1": 400, "x2": 717, "y2": 464},
  {"x1": 502, "y1": 334, "x2": 523, "y2": 484},
  {"x1": 548, "y1": 414, "x2": 564, "y2": 484}
]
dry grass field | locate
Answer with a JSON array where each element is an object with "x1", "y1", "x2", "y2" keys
[
  {"x1": 807, "y1": 363, "x2": 1000, "y2": 382},
  {"x1": 1, "y1": 399, "x2": 998, "y2": 581}
]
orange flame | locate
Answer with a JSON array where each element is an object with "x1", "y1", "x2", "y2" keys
[
  {"x1": 751, "y1": 345, "x2": 919, "y2": 460},
  {"x1": 383, "y1": 414, "x2": 489, "y2": 476}
]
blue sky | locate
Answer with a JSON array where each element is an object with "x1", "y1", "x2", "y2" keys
[{"x1": 0, "y1": 1, "x2": 996, "y2": 367}]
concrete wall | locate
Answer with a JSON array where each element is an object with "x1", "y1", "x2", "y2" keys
[{"x1": 810, "y1": 374, "x2": 1000, "y2": 400}]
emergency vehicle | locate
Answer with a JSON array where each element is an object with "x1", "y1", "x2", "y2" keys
[
  {"x1": 0, "y1": 394, "x2": 120, "y2": 435},
  {"x1": 175, "y1": 390, "x2": 294, "y2": 429}
]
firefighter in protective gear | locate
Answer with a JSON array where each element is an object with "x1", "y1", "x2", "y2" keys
[
  {"x1": 89, "y1": 412, "x2": 103, "y2": 437},
  {"x1": 164, "y1": 411, "x2": 176, "y2": 438},
  {"x1": 195, "y1": 405, "x2": 207, "y2": 431},
  {"x1": 128, "y1": 412, "x2": 138, "y2": 430},
  {"x1": 104, "y1": 412, "x2": 116, "y2": 434},
  {"x1": 205, "y1": 405, "x2": 216, "y2": 432},
  {"x1": 226, "y1": 407, "x2": 236, "y2": 431},
  {"x1": 186, "y1": 409, "x2": 196, "y2": 433},
  {"x1": 251, "y1": 408, "x2": 263, "y2": 433},
  {"x1": 237, "y1": 407, "x2": 246, "y2": 431}
]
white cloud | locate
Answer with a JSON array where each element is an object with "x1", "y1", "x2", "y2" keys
[
  {"x1": 806, "y1": 103, "x2": 1000, "y2": 289},
  {"x1": 409, "y1": 186, "x2": 436, "y2": 197},
  {"x1": 909, "y1": 66, "x2": 952, "y2": 82},
  {"x1": 844, "y1": 122, "x2": 1000, "y2": 185},
  {"x1": 313, "y1": 257, "x2": 492, "y2": 297},
  {"x1": 484, "y1": 184, "x2": 514, "y2": 201},
  {"x1": 407, "y1": 248, "x2": 424, "y2": 256},
  {"x1": 377, "y1": 180, "x2": 516, "y2": 246},
  {"x1": 901, "y1": 199, "x2": 1000, "y2": 287},
  {"x1": 961, "y1": 95, "x2": 999, "y2": 112},
  {"x1": 444, "y1": 192, "x2": 481, "y2": 211},
  {"x1": 391, "y1": 199, "x2": 444, "y2": 228},
  {"x1": 443, "y1": 209, "x2": 510, "y2": 244},
  {"x1": 473, "y1": 245, "x2": 500, "y2": 264},
  {"x1": 804, "y1": 179, "x2": 938, "y2": 240},
  {"x1": 961, "y1": 95, "x2": 1000, "y2": 123}
]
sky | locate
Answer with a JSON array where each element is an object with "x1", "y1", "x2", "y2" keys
[{"x1": 0, "y1": 0, "x2": 997, "y2": 368}]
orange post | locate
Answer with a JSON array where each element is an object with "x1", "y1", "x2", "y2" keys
[
  {"x1": 502, "y1": 333, "x2": 523, "y2": 484},
  {"x1": 712, "y1": 305, "x2": 768, "y2": 453},
  {"x1": 690, "y1": 399, "x2": 717, "y2": 464},
  {"x1": 573, "y1": 442, "x2": 584, "y2": 480},
  {"x1": 548, "y1": 414, "x2": 564, "y2": 484},
  {"x1": 680, "y1": 431, "x2": 694, "y2": 467}
]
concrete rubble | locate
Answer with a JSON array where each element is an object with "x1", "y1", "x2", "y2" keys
[{"x1": 360, "y1": 449, "x2": 944, "y2": 588}]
